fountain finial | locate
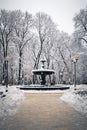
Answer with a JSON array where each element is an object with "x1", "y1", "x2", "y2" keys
[{"x1": 40, "y1": 58, "x2": 46, "y2": 69}]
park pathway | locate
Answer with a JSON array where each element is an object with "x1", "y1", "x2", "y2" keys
[{"x1": 0, "y1": 93, "x2": 87, "y2": 130}]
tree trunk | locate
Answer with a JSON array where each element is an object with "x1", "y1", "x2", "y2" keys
[
  {"x1": 2, "y1": 61, "x2": 6, "y2": 85},
  {"x1": 58, "y1": 47, "x2": 72, "y2": 83},
  {"x1": 18, "y1": 51, "x2": 22, "y2": 85}
]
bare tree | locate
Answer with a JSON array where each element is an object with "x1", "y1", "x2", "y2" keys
[
  {"x1": 73, "y1": 7, "x2": 87, "y2": 45},
  {"x1": 33, "y1": 12, "x2": 57, "y2": 69},
  {"x1": 12, "y1": 10, "x2": 33, "y2": 84},
  {"x1": 0, "y1": 10, "x2": 14, "y2": 86},
  {"x1": 73, "y1": 7, "x2": 87, "y2": 83},
  {"x1": 54, "y1": 32, "x2": 73, "y2": 84}
]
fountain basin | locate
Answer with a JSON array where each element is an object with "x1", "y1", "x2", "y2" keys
[
  {"x1": 32, "y1": 69, "x2": 55, "y2": 75},
  {"x1": 17, "y1": 84, "x2": 70, "y2": 90}
]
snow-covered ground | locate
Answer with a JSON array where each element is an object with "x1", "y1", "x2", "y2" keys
[
  {"x1": 61, "y1": 85, "x2": 87, "y2": 117},
  {"x1": 0, "y1": 85, "x2": 24, "y2": 117}
]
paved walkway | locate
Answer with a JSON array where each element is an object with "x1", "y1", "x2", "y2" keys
[{"x1": 0, "y1": 93, "x2": 87, "y2": 130}]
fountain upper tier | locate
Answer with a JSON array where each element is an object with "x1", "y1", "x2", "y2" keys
[
  {"x1": 32, "y1": 69, "x2": 55, "y2": 75},
  {"x1": 32, "y1": 58, "x2": 55, "y2": 74},
  {"x1": 32, "y1": 59, "x2": 55, "y2": 85}
]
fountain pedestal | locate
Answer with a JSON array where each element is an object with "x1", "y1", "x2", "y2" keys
[{"x1": 40, "y1": 73, "x2": 46, "y2": 85}]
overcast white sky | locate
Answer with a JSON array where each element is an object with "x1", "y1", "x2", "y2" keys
[{"x1": 0, "y1": 0, "x2": 87, "y2": 35}]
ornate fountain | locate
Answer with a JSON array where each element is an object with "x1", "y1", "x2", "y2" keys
[
  {"x1": 32, "y1": 59, "x2": 55, "y2": 85},
  {"x1": 18, "y1": 58, "x2": 70, "y2": 90}
]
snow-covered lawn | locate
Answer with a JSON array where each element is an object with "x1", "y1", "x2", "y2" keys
[
  {"x1": 61, "y1": 85, "x2": 87, "y2": 117},
  {"x1": 0, "y1": 85, "x2": 24, "y2": 117}
]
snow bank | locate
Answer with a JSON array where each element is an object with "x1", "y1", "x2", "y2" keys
[
  {"x1": 0, "y1": 85, "x2": 24, "y2": 117},
  {"x1": 61, "y1": 85, "x2": 87, "y2": 117}
]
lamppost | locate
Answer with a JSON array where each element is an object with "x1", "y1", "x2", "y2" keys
[
  {"x1": 71, "y1": 55, "x2": 79, "y2": 90},
  {"x1": 5, "y1": 56, "x2": 10, "y2": 92}
]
